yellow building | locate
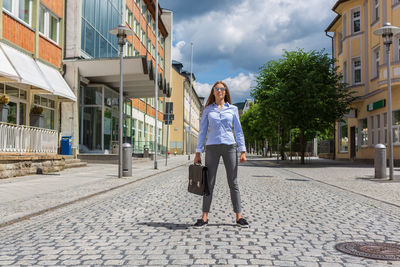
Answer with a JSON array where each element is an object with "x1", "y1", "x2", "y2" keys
[
  {"x1": 169, "y1": 60, "x2": 202, "y2": 155},
  {"x1": 326, "y1": 0, "x2": 400, "y2": 161}
]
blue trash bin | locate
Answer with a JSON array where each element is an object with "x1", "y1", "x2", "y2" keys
[{"x1": 61, "y1": 136, "x2": 72, "y2": 155}]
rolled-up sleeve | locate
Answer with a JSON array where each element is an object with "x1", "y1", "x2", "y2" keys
[
  {"x1": 196, "y1": 107, "x2": 209, "y2": 153},
  {"x1": 233, "y1": 107, "x2": 246, "y2": 152}
]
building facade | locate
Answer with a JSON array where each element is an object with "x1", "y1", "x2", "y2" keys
[
  {"x1": 326, "y1": 0, "x2": 400, "y2": 161},
  {"x1": 0, "y1": 0, "x2": 76, "y2": 154},
  {"x1": 169, "y1": 60, "x2": 202, "y2": 155},
  {"x1": 63, "y1": 0, "x2": 172, "y2": 155}
]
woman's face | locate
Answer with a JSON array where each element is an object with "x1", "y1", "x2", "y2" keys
[{"x1": 213, "y1": 83, "x2": 226, "y2": 102}]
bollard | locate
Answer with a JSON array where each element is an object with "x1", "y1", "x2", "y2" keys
[
  {"x1": 374, "y1": 144, "x2": 386, "y2": 178},
  {"x1": 122, "y1": 143, "x2": 132, "y2": 177}
]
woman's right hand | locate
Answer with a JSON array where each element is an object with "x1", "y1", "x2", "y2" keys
[{"x1": 194, "y1": 152, "x2": 201, "y2": 164}]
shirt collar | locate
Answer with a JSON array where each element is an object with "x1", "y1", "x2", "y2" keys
[{"x1": 213, "y1": 102, "x2": 230, "y2": 107}]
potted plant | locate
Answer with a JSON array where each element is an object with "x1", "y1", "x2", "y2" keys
[
  {"x1": 0, "y1": 94, "x2": 10, "y2": 122},
  {"x1": 30, "y1": 106, "x2": 44, "y2": 128}
]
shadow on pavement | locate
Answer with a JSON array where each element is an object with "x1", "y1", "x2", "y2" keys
[{"x1": 138, "y1": 222, "x2": 191, "y2": 230}]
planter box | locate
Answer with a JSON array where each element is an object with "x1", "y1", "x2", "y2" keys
[
  {"x1": 0, "y1": 104, "x2": 9, "y2": 122},
  {"x1": 30, "y1": 114, "x2": 44, "y2": 128}
]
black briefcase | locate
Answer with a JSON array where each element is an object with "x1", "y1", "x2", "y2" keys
[{"x1": 188, "y1": 164, "x2": 209, "y2": 196}]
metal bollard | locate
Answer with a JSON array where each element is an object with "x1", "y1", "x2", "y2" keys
[
  {"x1": 374, "y1": 144, "x2": 386, "y2": 178},
  {"x1": 122, "y1": 143, "x2": 132, "y2": 177}
]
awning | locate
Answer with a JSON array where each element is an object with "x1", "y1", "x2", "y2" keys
[
  {"x1": 37, "y1": 61, "x2": 77, "y2": 101},
  {"x1": 0, "y1": 45, "x2": 19, "y2": 82},
  {"x1": 0, "y1": 42, "x2": 76, "y2": 101},
  {"x1": 0, "y1": 43, "x2": 53, "y2": 92},
  {"x1": 65, "y1": 57, "x2": 165, "y2": 98}
]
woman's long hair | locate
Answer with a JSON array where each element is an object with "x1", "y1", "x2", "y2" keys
[{"x1": 205, "y1": 81, "x2": 232, "y2": 107}]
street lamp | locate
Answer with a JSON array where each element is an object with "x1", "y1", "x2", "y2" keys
[
  {"x1": 109, "y1": 24, "x2": 134, "y2": 178},
  {"x1": 374, "y1": 22, "x2": 400, "y2": 180}
]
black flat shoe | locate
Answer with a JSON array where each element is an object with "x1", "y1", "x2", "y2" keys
[
  {"x1": 236, "y1": 218, "x2": 249, "y2": 228},
  {"x1": 193, "y1": 219, "x2": 208, "y2": 228}
]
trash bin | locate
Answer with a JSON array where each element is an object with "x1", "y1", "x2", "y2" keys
[
  {"x1": 143, "y1": 146, "x2": 149, "y2": 158},
  {"x1": 374, "y1": 144, "x2": 386, "y2": 178},
  {"x1": 61, "y1": 136, "x2": 72, "y2": 155},
  {"x1": 122, "y1": 143, "x2": 132, "y2": 177}
]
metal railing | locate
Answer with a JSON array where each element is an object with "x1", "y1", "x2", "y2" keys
[{"x1": 0, "y1": 122, "x2": 58, "y2": 153}]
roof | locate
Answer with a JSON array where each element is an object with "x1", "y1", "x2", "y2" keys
[
  {"x1": 332, "y1": 0, "x2": 350, "y2": 12},
  {"x1": 325, "y1": 14, "x2": 341, "y2": 32}
]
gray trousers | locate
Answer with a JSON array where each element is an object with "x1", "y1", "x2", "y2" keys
[{"x1": 203, "y1": 144, "x2": 242, "y2": 213}]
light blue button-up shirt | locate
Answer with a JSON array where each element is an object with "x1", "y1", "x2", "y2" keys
[{"x1": 196, "y1": 102, "x2": 246, "y2": 153}]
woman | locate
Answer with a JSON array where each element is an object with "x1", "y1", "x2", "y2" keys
[{"x1": 193, "y1": 81, "x2": 249, "y2": 228}]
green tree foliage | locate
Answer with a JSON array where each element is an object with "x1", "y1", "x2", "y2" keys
[{"x1": 251, "y1": 49, "x2": 354, "y2": 164}]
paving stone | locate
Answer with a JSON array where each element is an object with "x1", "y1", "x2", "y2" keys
[{"x1": 0, "y1": 158, "x2": 399, "y2": 266}]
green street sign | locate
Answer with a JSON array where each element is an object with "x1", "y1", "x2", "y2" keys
[{"x1": 367, "y1": 99, "x2": 386, "y2": 111}]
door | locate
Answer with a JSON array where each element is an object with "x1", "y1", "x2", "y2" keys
[{"x1": 350, "y1": 126, "x2": 356, "y2": 159}]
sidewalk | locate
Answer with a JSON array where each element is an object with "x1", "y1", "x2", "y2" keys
[
  {"x1": 0, "y1": 154, "x2": 193, "y2": 226},
  {"x1": 250, "y1": 155, "x2": 400, "y2": 207}
]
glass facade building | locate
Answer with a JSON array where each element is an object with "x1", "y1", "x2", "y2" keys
[{"x1": 81, "y1": 0, "x2": 122, "y2": 58}]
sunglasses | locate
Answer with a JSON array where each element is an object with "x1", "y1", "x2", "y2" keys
[{"x1": 214, "y1": 87, "x2": 226, "y2": 91}]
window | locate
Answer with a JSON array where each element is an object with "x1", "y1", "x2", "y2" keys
[
  {"x1": 384, "y1": 112, "x2": 388, "y2": 144},
  {"x1": 134, "y1": 19, "x2": 140, "y2": 35},
  {"x1": 126, "y1": 8, "x2": 133, "y2": 28},
  {"x1": 33, "y1": 95, "x2": 55, "y2": 129},
  {"x1": 397, "y1": 38, "x2": 400, "y2": 62},
  {"x1": 343, "y1": 61, "x2": 347, "y2": 84},
  {"x1": 373, "y1": 0, "x2": 379, "y2": 22},
  {"x1": 394, "y1": 0, "x2": 400, "y2": 5},
  {"x1": 141, "y1": 1, "x2": 147, "y2": 14},
  {"x1": 352, "y1": 58, "x2": 361, "y2": 85},
  {"x1": 39, "y1": 5, "x2": 60, "y2": 43},
  {"x1": 359, "y1": 118, "x2": 368, "y2": 147},
  {"x1": 3, "y1": 0, "x2": 32, "y2": 25},
  {"x1": 373, "y1": 47, "x2": 380, "y2": 78},
  {"x1": 338, "y1": 121, "x2": 348, "y2": 151},
  {"x1": 377, "y1": 114, "x2": 381, "y2": 144},
  {"x1": 370, "y1": 116, "x2": 375, "y2": 146},
  {"x1": 352, "y1": 9, "x2": 361, "y2": 34},
  {"x1": 393, "y1": 110, "x2": 400, "y2": 144}
]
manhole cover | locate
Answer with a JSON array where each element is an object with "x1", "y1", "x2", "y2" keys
[{"x1": 335, "y1": 242, "x2": 400, "y2": 260}]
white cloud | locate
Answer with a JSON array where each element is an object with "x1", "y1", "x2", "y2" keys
[
  {"x1": 194, "y1": 73, "x2": 256, "y2": 103},
  {"x1": 172, "y1": 0, "x2": 337, "y2": 70},
  {"x1": 171, "y1": 40, "x2": 186, "y2": 62}
]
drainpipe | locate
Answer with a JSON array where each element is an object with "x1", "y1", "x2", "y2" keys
[{"x1": 325, "y1": 31, "x2": 336, "y2": 160}]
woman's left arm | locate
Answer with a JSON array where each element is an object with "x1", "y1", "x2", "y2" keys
[{"x1": 232, "y1": 106, "x2": 247, "y2": 157}]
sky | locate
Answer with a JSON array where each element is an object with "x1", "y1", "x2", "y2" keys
[{"x1": 159, "y1": 0, "x2": 338, "y2": 103}]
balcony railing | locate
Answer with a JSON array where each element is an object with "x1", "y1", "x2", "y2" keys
[{"x1": 0, "y1": 122, "x2": 58, "y2": 154}]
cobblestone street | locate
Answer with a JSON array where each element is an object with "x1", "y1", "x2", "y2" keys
[{"x1": 0, "y1": 157, "x2": 399, "y2": 266}]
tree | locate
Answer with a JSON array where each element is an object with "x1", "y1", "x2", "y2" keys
[{"x1": 251, "y1": 49, "x2": 354, "y2": 164}]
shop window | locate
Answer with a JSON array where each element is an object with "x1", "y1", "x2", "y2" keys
[
  {"x1": 359, "y1": 118, "x2": 368, "y2": 147},
  {"x1": 393, "y1": 110, "x2": 400, "y2": 144},
  {"x1": 377, "y1": 114, "x2": 381, "y2": 144},
  {"x1": 33, "y1": 95, "x2": 55, "y2": 129},
  {"x1": 39, "y1": 5, "x2": 59, "y2": 43}
]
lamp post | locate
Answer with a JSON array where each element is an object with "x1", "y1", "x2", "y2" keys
[
  {"x1": 374, "y1": 22, "x2": 400, "y2": 180},
  {"x1": 154, "y1": 0, "x2": 159, "y2": 170},
  {"x1": 188, "y1": 42, "x2": 193, "y2": 160},
  {"x1": 109, "y1": 24, "x2": 134, "y2": 178}
]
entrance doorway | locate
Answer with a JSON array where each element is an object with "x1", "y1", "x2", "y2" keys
[{"x1": 350, "y1": 126, "x2": 356, "y2": 159}]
